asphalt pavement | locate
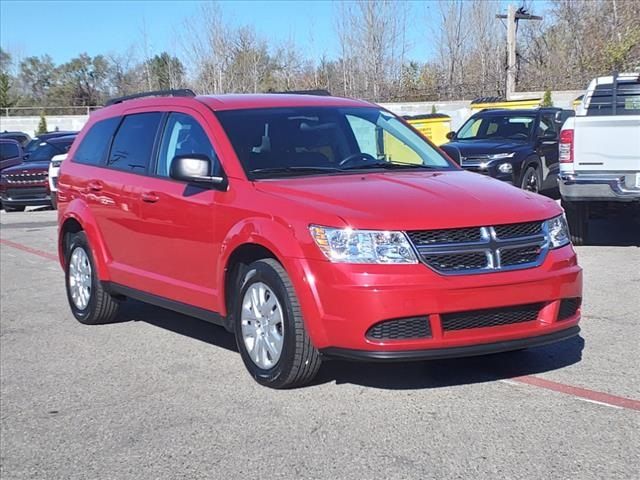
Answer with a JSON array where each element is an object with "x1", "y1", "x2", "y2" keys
[{"x1": 1, "y1": 207, "x2": 638, "y2": 479}]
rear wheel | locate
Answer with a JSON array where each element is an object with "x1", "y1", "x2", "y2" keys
[
  {"x1": 562, "y1": 199, "x2": 589, "y2": 246},
  {"x1": 520, "y1": 166, "x2": 542, "y2": 193},
  {"x1": 234, "y1": 258, "x2": 321, "y2": 389},
  {"x1": 65, "y1": 231, "x2": 120, "y2": 324}
]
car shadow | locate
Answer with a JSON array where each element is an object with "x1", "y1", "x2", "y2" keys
[
  {"x1": 115, "y1": 299, "x2": 584, "y2": 390},
  {"x1": 314, "y1": 336, "x2": 584, "y2": 390},
  {"x1": 584, "y1": 213, "x2": 640, "y2": 247}
]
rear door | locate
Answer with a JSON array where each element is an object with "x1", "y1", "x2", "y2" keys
[{"x1": 127, "y1": 110, "x2": 223, "y2": 311}]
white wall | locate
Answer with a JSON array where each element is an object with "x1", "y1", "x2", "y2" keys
[{"x1": 0, "y1": 115, "x2": 89, "y2": 135}]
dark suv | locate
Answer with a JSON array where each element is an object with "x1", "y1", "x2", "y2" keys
[
  {"x1": 442, "y1": 108, "x2": 574, "y2": 193},
  {"x1": 0, "y1": 134, "x2": 76, "y2": 211}
]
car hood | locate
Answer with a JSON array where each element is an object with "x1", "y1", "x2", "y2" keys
[
  {"x1": 2, "y1": 161, "x2": 49, "y2": 174},
  {"x1": 254, "y1": 170, "x2": 560, "y2": 230},
  {"x1": 445, "y1": 140, "x2": 531, "y2": 156}
]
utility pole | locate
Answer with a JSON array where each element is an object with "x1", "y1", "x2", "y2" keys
[{"x1": 497, "y1": 5, "x2": 542, "y2": 100}]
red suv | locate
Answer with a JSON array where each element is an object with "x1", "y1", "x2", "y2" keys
[{"x1": 57, "y1": 90, "x2": 582, "y2": 388}]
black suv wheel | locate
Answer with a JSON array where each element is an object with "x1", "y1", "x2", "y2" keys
[{"x1": 234, "y1": 258, "x2": 321, "y2": 388}]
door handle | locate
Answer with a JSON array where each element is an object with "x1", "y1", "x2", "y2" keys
[
  {"x1": 87, "y1": 180, "x2": 103, "y2": 192},
  {"x1": 141, "y1": 191, "x2": 160, "y2": 203}
]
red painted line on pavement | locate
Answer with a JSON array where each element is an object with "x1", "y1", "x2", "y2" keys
[
  {"x1": 511, "y1": 375, "x2": 640, "y2": 411},
  {"x1": 0, "y1": 238, "x2": 58, "y2": 262}
]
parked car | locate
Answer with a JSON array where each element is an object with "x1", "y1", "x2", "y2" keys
[
  {"x1": 0, "y1": 134, "x2": 76, "y2": 212},
  {"x1": 57, "y1": 90, "x2": 582, "y2": 388},
  {"x1": 48, "y1": 153, "x2": 66, "y2": 209},
  {"x1": 442, "y1": 108, "x2": 574, "y2": 193},
  {"x1": 559, "y1": 72, "x2": 640, "y2": 245},
  {"x1": 0, "y1": 138, "x2": 24, "y2": 171},
  {"x1": 0, "y1": 130, "x2": 31, "y2": 147},
  {"x1": 24, "y1": 131, "x2": 78, "y2": 156}
]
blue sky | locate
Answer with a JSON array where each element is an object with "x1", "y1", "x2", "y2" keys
[
  {"x1": 1, "y1": 1, "x2": 550, "y2": 68},
  {"x1": 0, "y1": 0, "x2": 445, "y2": 66}
]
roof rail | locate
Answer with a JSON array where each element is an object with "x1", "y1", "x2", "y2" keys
[
  {"x1": 269, "y1": 89, "x2": 332, "y2": 96},
  {"x1": 105, "y1": 89, "x2": 196, "y2": 106}
]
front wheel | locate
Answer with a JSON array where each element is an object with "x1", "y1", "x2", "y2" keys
[
  {"x1": 65, "y1": 232, "x2": 121, "y2": 324},
  {"x1": 520, "y1": 166, "x2": 542, "y2": 193},
  {"x1": 234, "y1": 258, "x2": 321, "y2": 389}
]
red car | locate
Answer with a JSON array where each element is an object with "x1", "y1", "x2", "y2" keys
[{"x1": 57, "y1": 90, "x2": 582, "y2": 388}]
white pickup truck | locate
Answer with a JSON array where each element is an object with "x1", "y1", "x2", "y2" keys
[{"x1": 559, "y1": 73, "x2": 640, "y2": 244}]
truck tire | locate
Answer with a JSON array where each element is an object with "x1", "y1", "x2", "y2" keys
[
  {"x1": 65, "y1": 231, "x2": 121, "y2": 324},
  {"x1": 234, "y1": 258, "x2": 321, "y2": 389},
  {"x1": 562, "y1": 200, "x2": 589, "y2": 246}
]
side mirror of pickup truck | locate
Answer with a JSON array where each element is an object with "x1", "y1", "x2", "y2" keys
[{"x1": 170, "y1": 155, "x2": 226, "y2": 188}]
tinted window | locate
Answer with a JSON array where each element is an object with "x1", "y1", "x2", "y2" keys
[
  {"x1": 587, "y1": 81, "x2": 640, "y2": 116},
  {"x1": 157, "y1": 113, "x2": 219, "y2": 177},
  {"x1": 26, "y1": 140, "x2": 72, "y2": 162},
  {"x1": 74, "y1": 117, "x2": 120, "y2": 166},
  {"x1": 107, "y1": 113, "x2": 162, "y2": 173},
  {"x1": 538, "y1": 115, "x2": 556, "y2": 136},
  {"x1": 0, "y1": 142, "x2": 19, "y2": 160}
]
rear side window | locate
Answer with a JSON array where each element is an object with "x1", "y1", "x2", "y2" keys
[
  {"x1": 74, "y1": 117, "x2": 120, "y2": 166},
  {"x1": 587, "y1": 80, "x2": 640, "y2": 116},
  {"x1": 0, "y1": 143, "x2": 19, "y2": 160},
  {"x1": 107, "y1": 113, "x2": 163, "y2": 173}
]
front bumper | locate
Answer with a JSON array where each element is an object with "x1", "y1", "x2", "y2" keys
[
  {"x1": 292, "y1": 245, "x2": 582, "y2": 354},
  {"x1": 0, "y1": 186, "x2": 52, "y2": 207},
  {"x1": 559, "y1": 172, "x2": 640, "y2": 202}
]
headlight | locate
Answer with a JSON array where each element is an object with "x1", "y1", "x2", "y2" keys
[
  {"x1": 488, "y1": 152, "x2": 515, "y2": 160},
  {"x1": 545, "y1": 215, "x2": 570, "y2": 248},
  {"x1": 309, "y1": 225, "x2": 418, "y2": 264},
  {"x1": 498, "y1": 162, "x2": 513, "y2": 174}
]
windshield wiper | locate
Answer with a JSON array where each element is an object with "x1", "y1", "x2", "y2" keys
[
  {"x1": 249, "y1": 166, "x2": 343, "y2": 178},
  {"x1": 339, "y1": 161, "x2": 439, "y2": 171}
]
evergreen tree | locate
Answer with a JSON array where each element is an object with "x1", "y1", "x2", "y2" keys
[
  {"x1": 541, "y1": 88, "x2": 554, "y2": 107},
  {"x1": 36, "y1": 113, "x2": 48, "y2": 135}
]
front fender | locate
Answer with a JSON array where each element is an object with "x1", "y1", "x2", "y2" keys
[
  {"x1": 58, "y1": 199, "x2": 111, "y2": 280},
  {"x1": 217, "y1": 217, "x2": 330, "y2": 347}
]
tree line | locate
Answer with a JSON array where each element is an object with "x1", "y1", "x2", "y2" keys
[{"x1": 1, "y1": 0, "x2": 638, "y2": 113}]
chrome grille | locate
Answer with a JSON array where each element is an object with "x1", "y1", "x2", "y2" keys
[
  {"x1": 406, "y1": 221, "x2": 548, "y2": 275},
  {"x1": 3, "y1": 172, "x2": 48, "y2": 184}
]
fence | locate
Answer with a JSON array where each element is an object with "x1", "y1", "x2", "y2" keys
[{"x1": 2, "y1": 106, "x2": 102, "y2": 117}]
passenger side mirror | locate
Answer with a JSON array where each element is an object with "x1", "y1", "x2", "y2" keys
[
  {"x1": 446, "y1": 131, "x2": 456, "y2": 141},
  {"x1": 170, "y1": 155, "x2": 226, "y2": 187}
]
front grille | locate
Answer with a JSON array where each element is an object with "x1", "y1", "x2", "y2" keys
[
  {"x1": 407, "y1": 228, "x2": 481, "y2": 245},
  {"x1": 558, "y1": 298, "x2": 581, "y2": 320},
  {"x1": 500, "y1": 245, "x2": 541, "y2": 267},
  {"x1": 5, "y1": 187, "x2": 49, "y2": 200},
  {"x1": 421, "y1": 252, "x2": 487, "y2": 272},
  {"x1": 441, "y1": 303, "x2": 542, "y2": 331},
  {"x1": 406, "y1": 221, "x2": 547, "y2": 275},
  {"x1": 3, "y1": 172, "x2": 48, "y2": 184},
  {"x1": 494, "y1": 221, "x2": 542, "y2": 239},
  {"x1": 366, "y1": 317, "x2": 431, "y2": 340}
]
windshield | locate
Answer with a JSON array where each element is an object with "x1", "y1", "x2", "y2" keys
[
  {"x1": 456, "y1": 114, "x2": 536, "y2": 141},
  {"x1": 216, "y1": 107, "x2": 453, "y2": 179},
  {"x1": 26, "y1": 141, "x2": 70, "y2": 162}
]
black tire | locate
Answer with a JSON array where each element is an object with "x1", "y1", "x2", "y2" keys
[
  {"x1": 234, "y1": 258, "x2": 321, "y2": 389},
  {"x1": 65, "y1": 231, "x2": 120, "y2": 325},
  {"x1": 520, "y1": 165, "x2": 542, "y2": 193},
  {"x1": 3, "y1": 205, "x2": 26, "y2": 212},
  {"x1": 562, "y1": 199, "x2": 589, "y2": 246}
]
